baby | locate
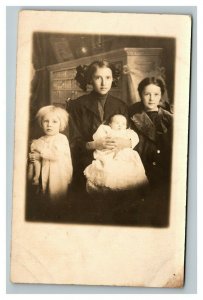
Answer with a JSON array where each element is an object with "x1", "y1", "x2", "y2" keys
[
  {"x1": 84, "y1": 114, "x2": 148, "y2": 192},
  {"x1": 28, "y1": 105, "x2": 73, "y2": 200}
]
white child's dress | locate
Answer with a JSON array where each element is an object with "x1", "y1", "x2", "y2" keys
[
  {"x1": 84, "y1": 125, "x2": 148, "y2": 192},
  {"x1": 30, "y1": 133, "x2": 73, "y2": 200}
]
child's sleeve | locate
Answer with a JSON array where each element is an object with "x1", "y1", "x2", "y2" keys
[
  {"x1": 30, "y1": 139, "x2": 44, "y2": 153},
  {"x1": 127, "y1": 129, "x2": 139, "y2": 149},
  {"x1": 40, "y1": 135, "x2": 70, "y2": 161},
  {"x1": 30, "y1": 139, "x2": 38, "y2": 152}
]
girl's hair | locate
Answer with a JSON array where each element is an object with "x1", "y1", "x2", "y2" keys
[
  {"x1": 86, "y1": 60, "x2": 114, "y2": 84},
  {"x1": 75, "y1": 60, "x2": 120, "y2": 91},
  {"x1": 138, "y1": 77, "x2": 166, "y2": 99},
  {"x1": 107, "y1": 113, "x2": 130, "y2": 128},
  {"x1": 36, "y1": 105, "x2": 69, "y2": 132}
]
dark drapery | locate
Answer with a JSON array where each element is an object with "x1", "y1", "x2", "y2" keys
[{"x1": 29, "y1": 69, "x2": 50, "y2": 140}]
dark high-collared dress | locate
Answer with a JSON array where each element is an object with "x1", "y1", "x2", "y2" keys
[
  {"x1": 129, "y1": 102, "x2": 173, "y2": 226},
  {"x1": 67, "y1": 91, "x2": 128, "y2": 185},
  {"x1": 129, "y1": 102, "x2": 173, "y2": 188}
]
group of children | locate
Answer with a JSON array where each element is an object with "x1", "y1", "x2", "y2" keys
[{"x1": 28, "y1": 69, "x2": 172, "y2": 202}]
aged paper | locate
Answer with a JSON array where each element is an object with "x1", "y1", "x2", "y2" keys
[{"x1": 10, "y1": 11, "x2": 191, "y2": 287}]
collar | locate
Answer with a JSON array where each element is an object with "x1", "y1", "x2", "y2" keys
[
  {"x1": 131, "y1": 105, "x2": 168, "y2": 141},
  {"x1": 83, "y1": 91, "x2": 114, "y2": 122},
  {"x1": 91, "y1": 90, "x2": 108, "y2": 101}
]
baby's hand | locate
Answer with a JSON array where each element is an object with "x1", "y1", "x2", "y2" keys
[{"x1": 29, "y1": 152, "x2": 41, "y2": 162}]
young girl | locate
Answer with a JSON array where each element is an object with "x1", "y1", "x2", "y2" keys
[
  {"x1": 129, "y1": 77, "x2": 173, "y2": 187},
  {"x1": 28, "y1": 105, "x2": 73, "y2": 201},
  {"x1": 84, "y1": 114, "x2": 148, "y2": 192}
]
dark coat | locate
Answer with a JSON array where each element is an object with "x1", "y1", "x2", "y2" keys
[
  {"x1": 129, "y1": 102, "x2": 173, "y2": 187},
  {"x1": 67, "y1": 91, "x2": 128, "y2": 170}
]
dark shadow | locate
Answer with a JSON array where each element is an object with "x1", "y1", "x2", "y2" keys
[{"x1": 25, "y1": 180, "x2": 171, "y2": 227}]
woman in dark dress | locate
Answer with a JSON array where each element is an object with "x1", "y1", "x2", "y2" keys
[
  {"x1": 68, "y1": 60, "x2": 129, "y2": 189},
  {"x1": 67, "y1": 60, "x2": 131, "y2": 223}
]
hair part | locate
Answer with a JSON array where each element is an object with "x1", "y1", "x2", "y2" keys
[
  {"x1": 75, "y1": 60, "x2": 121, "y2": 91},
  {"x1": 138, "y1": 77, "x2": 166, "y2": 99},
  {"x1": 36, "y1": 105, "x2": 69, "y2": 132}
]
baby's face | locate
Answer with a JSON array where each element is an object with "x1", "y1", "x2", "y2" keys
[
  {"x1": 110, "y1": 115, "x2": 127, "y2": 130},
  {"x1": 42, "y1": 112, "x2": 60, "y2": 136}
]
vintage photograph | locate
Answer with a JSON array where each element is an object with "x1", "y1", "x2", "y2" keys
[
  {"x1": 26, "y1": 32, "x2": 175, "y2": 227},
  {"x1": 10, "y1": 11, "x2": 191, "y2": 287}
]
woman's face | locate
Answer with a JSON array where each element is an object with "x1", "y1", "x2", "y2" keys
[
  {"x1": 141, "y1": 84, "x2": 162, "y2": 111},
  {"x1": 91, "y1": 66, "x2": 113, "y2": 95}
]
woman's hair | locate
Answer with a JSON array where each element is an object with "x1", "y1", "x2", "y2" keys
[
  {"x1": 75, "y1": 60, "x2": 121, "y2": 91},
  {"x1": 137, "y1": 77, "x2": 166, "y2": 99},
  {"x1": 36, "y1": 105, "x2": 69, "y2": 132},
  {"x1": 86, "y1": 60, "x2": 114, "y2": 84}
]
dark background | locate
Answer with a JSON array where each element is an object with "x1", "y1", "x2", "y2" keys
[
  {"x1": 31, "y1": 32, "x2": 175, "y2": 112},
  {"x1": 26, "y1": 32, "x2": 176, "y2": 227}
]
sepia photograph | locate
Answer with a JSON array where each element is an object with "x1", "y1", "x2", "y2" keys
[
  {"x1": 10, "y1": 10, "x2": 191, "y2": 287},
  {"x1": 26, "y1": 31, "x2": 175, "y2": 227}
]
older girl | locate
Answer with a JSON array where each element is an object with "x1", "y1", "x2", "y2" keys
[
  {"x1": 28, "y1": 105, "x2": 73, "y2": 201},
  {"x1": 68, "y1": 60, "x2": 129, "y2": 189},
  {"x1": 129, "y1": 77, "x2": 173, "y2": 188}
]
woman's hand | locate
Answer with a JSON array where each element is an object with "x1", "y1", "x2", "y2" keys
[
  {"x1": 29, "y1": 152, "x2": 41, "y2": 162},
  {"x1": 111, "y1": 137, "x2": 132, "y2": 150},
  {"x1": 86, "y1": 137, "x2": 131, "y2": 151},
  {"x1": 86, "y1": 137, "x2": 116, "y2": 151},
  {"x1": 94, "y1": 137, "x2": 117, "y2": 150}
]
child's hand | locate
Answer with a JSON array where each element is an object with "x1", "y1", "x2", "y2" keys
[{"x1": 29, "y1": 152, "x2": 41, "y2": 162}]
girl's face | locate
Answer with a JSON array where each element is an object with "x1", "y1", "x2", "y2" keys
[
  {"x1": 141, "y1": 84, "x2": 162, "y2": 111},
  {"x1": 42, "y1": 112, "x2": 60, "y2": 136},
  {"x1": 110, "y1": 115, "x2": 127, "y2": 131},
  {"x1": 91, "y1": 66, "x2": 113, "y2": 95}
]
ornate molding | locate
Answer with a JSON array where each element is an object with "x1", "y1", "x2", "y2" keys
[{"x1": 47, "y1": 48, "x2": 163, "y2": 71}]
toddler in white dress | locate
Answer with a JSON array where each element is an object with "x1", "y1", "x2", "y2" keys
[
  {"x1": 84, "y1": 114, "x2": 148, "y2": 192},
  {"x1": 28, "y1": 105, "x2": 73, "y2": 201}
]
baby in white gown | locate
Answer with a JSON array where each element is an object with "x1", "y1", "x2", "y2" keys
[{"x1": 84, "y1": 114, "x2": 148, "y2": 192}]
